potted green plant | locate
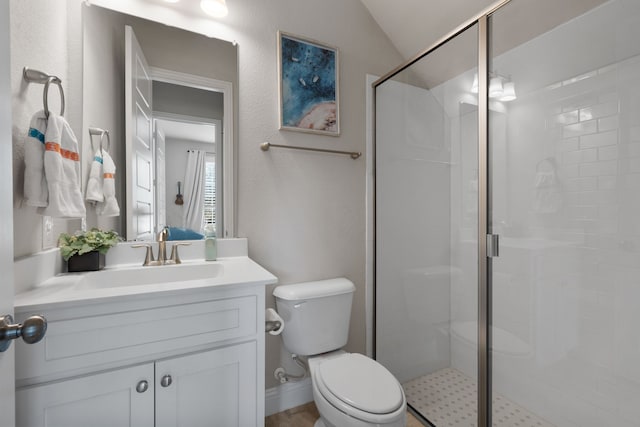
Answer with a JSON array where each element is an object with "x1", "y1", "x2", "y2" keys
[{"x1": 58, "y1": 228, "x2": 120, "y2": 272}]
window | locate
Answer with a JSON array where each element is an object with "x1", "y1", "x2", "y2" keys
[{"x1": 203, "y1": 153, "x2": 216, "y2": 228}]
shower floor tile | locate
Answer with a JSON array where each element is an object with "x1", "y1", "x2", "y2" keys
[{"x1": 404, "y1": 368, "x2": 555, "y2": 427}]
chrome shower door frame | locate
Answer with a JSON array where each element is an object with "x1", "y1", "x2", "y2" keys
[{"x1": 372, "y1": 1, "x2": 512, "y2": 426}]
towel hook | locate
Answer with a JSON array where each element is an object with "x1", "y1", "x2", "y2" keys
[
  {"x1": 43, "y1": 76, "x2": 65, "y2": 119},
  {"x1": 23, "y1": 68, "x2": 65, "y2": 119},
  {"x1": 535, "y1": 156, "x2": 557, "y2": 172},
  {"x1": 100, "y1": 130, "x2": 111, "y2": 153},
  {"x1": 88, "y1": 127, "x2": 110, "y2": 153}
]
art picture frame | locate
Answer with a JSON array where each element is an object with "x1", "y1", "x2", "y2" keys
[{"x1": 277, "y1": 31, "x2": 340, "y2": 136}]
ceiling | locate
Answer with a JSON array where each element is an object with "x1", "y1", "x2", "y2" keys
[
  {"x1": 361, "y1": 0, "x2": 607, "y2": 65},
  {"x1": 360, "y1": 0, "x2": 495, "y2": 60},
  {"x1": 360, "y1": 0, "x2": 608, "y2": 91},
  {"x1": 149, "y1": 0, "x2": 495, "y2": 52},
  {"x1": 145, "y1": 0, "x2": 608, "y2": 90}
]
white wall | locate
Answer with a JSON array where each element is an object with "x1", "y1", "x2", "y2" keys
[
  {"x1": 82, "y1": 3, "x2": 126, "y2": 235},
  {"x1": 10, "y1": 0, "x2": 83, "y2": 258},
  {"x1": 153, "y1": 81, "x2": 224, "y2": 120},
  {"x1": 10, "y1": 0, "x2": 403, "y2": 390},
  {"x1": 228, "y1": 0, "x2": 402, "y2": 388},
  {"x1": 375, "y1": 78, "x2": 453, "y2": 383}
]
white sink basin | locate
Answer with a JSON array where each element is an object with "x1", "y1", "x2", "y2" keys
[
  {"x1": 14, "y1": 256, "x2": 277, "y2": 310},
  {"x1": 13, "y1": 238, "x2": 278, "y2": 311},
  {"x1": 77, "y1": 262, "x2": 224, "y2": 289}
]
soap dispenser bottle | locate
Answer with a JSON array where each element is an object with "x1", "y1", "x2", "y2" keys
[{"x1": 204, "y1": 224, "x2": 217, "y2": 261}]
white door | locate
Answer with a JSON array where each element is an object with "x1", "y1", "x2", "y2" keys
[
  {"x1": 125, "y1": 25, "x2": 154, "y2": 241},
  {"x1": 155, "y1": 341, "x2": 257, "y2": 427},
  {"x1": 154, "y1": 121, "x2": 166, "y2": 232},
  {"x1": 16, "y1": 363, "x2": 155, "y2": 427},
  {"x1": 0, "y1": 3, "x2": 16, "y2": 426}
]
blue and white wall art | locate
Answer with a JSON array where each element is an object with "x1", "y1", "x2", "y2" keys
[{"x1": 278, "y1": 31, "x2": 340, "y2": 136}]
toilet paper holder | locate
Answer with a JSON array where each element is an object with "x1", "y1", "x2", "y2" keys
[
  {"x1": 265, "y1": 320, "x2": 282, "y2": 333},
  {"x1": 265, "y1": 308, "x2": 285, "y2": 335}
]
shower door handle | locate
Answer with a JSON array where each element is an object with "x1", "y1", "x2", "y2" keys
[{"x1": 486, "y1": 234, "x2": 500, "y2": 258}]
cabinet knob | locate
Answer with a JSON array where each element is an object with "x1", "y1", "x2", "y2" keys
[
  {"x1": 0, "y1": 314, "x2": 48, "y2": 352},
  {"x1": 160, "y1": 374, "x2": 172, "y2": 388},
  {"x1": 136, "y1": 380, "x2": 149, "y2": 393}
]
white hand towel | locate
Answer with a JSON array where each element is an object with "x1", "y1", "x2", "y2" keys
[
  {"x1": 97, "y1": 150, "x2": 120, "y2": 217},
  {"x1": 23, "y1": 110, "x2": 48, "y2": 207},
  {"x1": 85, "y1": 149, "x2": 105, "y2": 204},
  {"x1": 41, "y1": 114, "x2": 86, "y2": 218}
]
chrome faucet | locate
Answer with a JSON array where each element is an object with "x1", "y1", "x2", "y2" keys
[
  {"x1": 132, "y1": 227, "x2": 191, "y2": 266},
  {"x1": 157, "y1": 227, "x2": 169, "y2": 264}
]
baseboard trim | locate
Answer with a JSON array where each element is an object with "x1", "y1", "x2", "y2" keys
[{"x1": 265, "y1": 377, "x2": 313, "y2": 416}]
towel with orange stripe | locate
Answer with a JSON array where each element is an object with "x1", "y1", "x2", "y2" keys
[
  {"x1": 24, "y1": 111, "x2": 49, "y2": 208},
  {"x1": 41, "y1": 114, "x2": 86, "y2": 218},
  {"x1": 99, "y1": 150, "x2": 119, "y2": 217}
]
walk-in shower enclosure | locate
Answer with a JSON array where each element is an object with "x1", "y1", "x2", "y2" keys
[{"x1": 374, "y1": 0, "x2": 640, "y2": 426}]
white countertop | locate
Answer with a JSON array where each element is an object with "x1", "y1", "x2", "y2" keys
[{"x1": 14, "y1": 256, "x2": 277, "y2": 312}]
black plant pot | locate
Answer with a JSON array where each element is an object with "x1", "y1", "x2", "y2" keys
[{"x1": 67, "y1": 251, "x2": 106, "y2": 272}]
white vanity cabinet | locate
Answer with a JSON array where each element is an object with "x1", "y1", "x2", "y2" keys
[
  {"x1": 17, "y1": 363, "x2": 155, "y2": 427},
  {"x1": 18, "y1": 342, "x2": 256, "y2": 427},
  {"x1": 156, "y1": 341, "x2": 256, "y2": 427},
  {"x1": 14, "y1": 281, "x2": 268, "y2": 427}
]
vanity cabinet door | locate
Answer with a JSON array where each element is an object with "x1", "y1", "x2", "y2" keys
[
  {"x1": 155, "y1": 341, "x2": 257, "y2": 427},
  {"x1": 16, "y1": 363, "x2": 155, "y2": 427}
]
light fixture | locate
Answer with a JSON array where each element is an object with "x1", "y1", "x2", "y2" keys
[
  {"x1": 499, "y1": 81, "x2": 517, "y2": 102},
  {"x1": 470, "y1": 73, "x2": 478, "y2": 94},
  {"x1": 469, "y1": 72, "x2": 517, "y2": 102},
  {"x1": 489, "y1": 76, "x2": 503, "y2": 99},
  {"x1": 200, "y1": 0, "x2": 228, "y2": 17}
]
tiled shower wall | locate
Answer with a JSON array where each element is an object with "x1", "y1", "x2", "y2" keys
[
  {"x1": 485, "y1": 52, "x2": 640, "y2": 427},
  {"x1": 450, "y1": 21, "x2": 640, "y2": 427}
]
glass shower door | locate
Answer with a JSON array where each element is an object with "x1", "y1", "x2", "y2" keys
[
  {"x1": 375, "y1": 23, "x2": 480, "y2": 425},
  {"x1": 489, "y1": 1, "x2": 640, "y2": 426}
]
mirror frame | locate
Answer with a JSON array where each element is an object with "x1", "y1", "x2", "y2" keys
[{"x1": 83, "y1": 3, "x2": 237, "y2": 242}]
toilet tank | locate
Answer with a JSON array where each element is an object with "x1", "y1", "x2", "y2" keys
[{"x1": 273, "y1": 278, "x2": 355, "y2": 356}]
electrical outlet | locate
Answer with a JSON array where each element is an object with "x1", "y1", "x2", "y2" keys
[{"x1": 42, "y1": 216, "x2": 55, "y2": 249}]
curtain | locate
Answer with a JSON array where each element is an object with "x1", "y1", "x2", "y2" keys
[{"x1": 182, "y1": 150, "x2": 206, "y2": 231}]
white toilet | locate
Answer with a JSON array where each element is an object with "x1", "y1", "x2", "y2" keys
[{"x1": 274, "y1": 278, "x2": 407, "y2": 427}]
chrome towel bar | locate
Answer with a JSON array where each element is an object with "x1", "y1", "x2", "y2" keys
[{"x1": 260, "y1": 141, "x2": 361, "y2": 160}]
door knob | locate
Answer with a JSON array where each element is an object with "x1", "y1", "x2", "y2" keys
[
  {"x1": 160, "y1": 374, "x2": 172, "y2": 387},
  {"x1": 136, "y1": 380, "x2": 149, "y2": 393},
  {"x1": 0, "y1": 314, "x2": 48, "y2": 352}
]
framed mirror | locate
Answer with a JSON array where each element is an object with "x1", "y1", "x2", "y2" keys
[{"x1": 82, "y1": 4, "x2": 237, "y2": 241}]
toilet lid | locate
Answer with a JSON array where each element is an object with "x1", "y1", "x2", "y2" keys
[{"x1": 316, "y1": 353, "x2": 404, "y2": 415}]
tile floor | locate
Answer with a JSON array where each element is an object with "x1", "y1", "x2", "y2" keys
[
  {"x1": 404, "y1": 368, "x2": 554, "y2": 427},
  {"x1": 265, "y1": 401, "x2": 424, "y2": 427},
  {"x1": 265, "y1": 368, "x2": 556, "y2": 426}
]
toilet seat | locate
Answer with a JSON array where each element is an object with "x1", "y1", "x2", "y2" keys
[{"x1": 315, "y1": 353, "x2": 405, "y2": 424}]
